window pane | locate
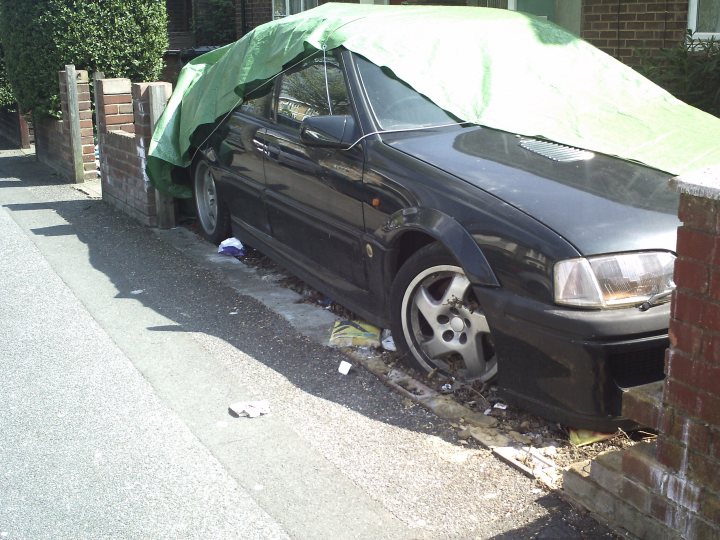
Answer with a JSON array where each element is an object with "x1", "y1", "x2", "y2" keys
[
  {"x1": 288, "y1": 0, "x2": 302, "y2": 15},
  {"x1": 277, "y1": 58, "x2": 349, "y2": 129},
  {"x1": 240, "y1": 83, "x2": 273, "y2": 117},
  {"x1": 354, "y1": 55, "x2": 456, "y2": 130},
  {"x1": 698, "y1": 0, "x2": 720, "y2": 32},
  {"x1": 272, "y1": 0, "x2": 287, "y2": 18}
]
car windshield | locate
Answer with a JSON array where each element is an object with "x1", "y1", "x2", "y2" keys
[{"x1": 353, "y1": 54, "x2": 458, "y2": 130}]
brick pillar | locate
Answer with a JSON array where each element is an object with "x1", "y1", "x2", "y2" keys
[
  {"x1": 653, "y1": 171, "x2": 720, "y2": 537},
  {"x1": 76, "y1": 71, "x2": 95, "y2": 182},
  {"x1": 95, "y1": 78, "x2": 134, "y2": 138},
  {"x1": 95, "y1": 78, "x2": 172, "y2": 227}
]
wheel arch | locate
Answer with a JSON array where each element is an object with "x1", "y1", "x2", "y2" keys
[{"x1": 380, "y1": 207, "x2": 500, "y2": 288}]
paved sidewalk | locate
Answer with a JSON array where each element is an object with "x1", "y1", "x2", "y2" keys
[{"x1": 0, "y1": 148, "x2": 620, "y2": 539}]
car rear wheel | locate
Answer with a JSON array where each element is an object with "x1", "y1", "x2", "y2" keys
[
  {"x1": 391, "y1": 243, "x2": 498, "y2": 382},
  {"x1": 193, "y1": 159, "x2": 231, "y2": 244}
]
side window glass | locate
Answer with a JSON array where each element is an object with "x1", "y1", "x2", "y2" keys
[
  {"x1": 239, "y1": 83, "x2": 273, "y2": 117},
  {"x1": 276, "y1": 57, "x2": 350, "y2": 130}
]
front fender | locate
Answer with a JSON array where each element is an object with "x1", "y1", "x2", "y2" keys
[{"x1": 378, "y1": 207, "x2": 500, "y2": 287}]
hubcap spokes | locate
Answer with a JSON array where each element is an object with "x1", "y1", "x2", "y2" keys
[{"x1": 404, "y1": 266, "x2": 497, "y2": 382}]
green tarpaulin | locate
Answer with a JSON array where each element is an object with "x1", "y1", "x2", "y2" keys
[{"x1": 147, "y1": 3, "x2": 720, "y2": 198}]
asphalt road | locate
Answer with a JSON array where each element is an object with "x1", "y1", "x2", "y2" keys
[{"x1": 0, "y1": 147, "x2": 618, "y2": 539}]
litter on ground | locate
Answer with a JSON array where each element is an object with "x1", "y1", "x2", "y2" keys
[
  {"x1": 328, "y1": 320, "x2": 381, "y2": 348},
  {"x1": 568, "y1": 428, "x2": 615, "y2": 447},
  {"x1": 228, "y1": 400, "x2": 270, "y2": 418},
  {"x1": 381, "y1": 329, "x2": 396, "y2": 351},
  {"x1": 218, "y1": 237, "x2": 246, "y2": 257},
  {"x1": 338, "y1": 360, "x2": 353, "y2": 375}
]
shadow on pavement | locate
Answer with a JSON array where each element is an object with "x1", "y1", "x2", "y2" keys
[{"x1": 0, "y1": 149, "x2": 463, "y2": 444}]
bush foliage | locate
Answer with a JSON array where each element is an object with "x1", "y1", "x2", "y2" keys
[
  {"x1": 0, "y1": 0, "x2": 168, "y2": 116},
  {"x1": 0, "y1": 43, "x2": 16, "y2": 108},
  {"x1": 639, "y1": 31, "x2": 720, "y2": 118}
]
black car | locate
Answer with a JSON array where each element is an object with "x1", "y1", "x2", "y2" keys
[{"x1": 190, "y1": 49, "x2": 678, "y2": 431}]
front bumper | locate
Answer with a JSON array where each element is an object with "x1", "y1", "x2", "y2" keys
[{"x1": 474, "y1": 286, "x2": 669, "y2": 432}]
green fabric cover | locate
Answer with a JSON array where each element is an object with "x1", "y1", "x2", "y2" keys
[{"x1": 147, "y1": 3, "x2": 720, "y2": 198}]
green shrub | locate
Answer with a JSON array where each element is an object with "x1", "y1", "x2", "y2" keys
[
  {"x1": 638, "y1": 31, "x2": 720, "y2": 117},
  {"x1": 193, "y1": 0, "x2": 237, "y2": 45},
  {"x1": 0, "y1": 0, "x2": 168, "y2": 117},
  {"x1": 0, "y1": 43, "x2": 16, "y2": 109}
]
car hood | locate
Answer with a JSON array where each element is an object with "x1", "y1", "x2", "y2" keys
[{"x1": 386, "y1": 127, "x2": 680, "y2": 256}]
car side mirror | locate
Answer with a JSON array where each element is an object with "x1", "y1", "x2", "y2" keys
[{"x1": 300, "y1": 115, "x2": 357, "y2": 149}]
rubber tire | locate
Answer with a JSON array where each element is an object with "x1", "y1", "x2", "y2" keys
[
  {"x1": 389, "y1": 242, "x2": 497, "y2": 382},
  {"x1": 193, "y1": 159, "x2": 231, "y2": 244}
]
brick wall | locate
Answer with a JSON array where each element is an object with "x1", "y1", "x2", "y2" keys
[
  {"x1": 581, "y1": 0, "x2": 689, "y2": 66},
  {"x1": 96, "y1": 78, "x2": 172, "y2": 227},
  {"x1": 563, "y1": 170, "x2": 720, "y2": 539},
  {"x1": 235, "y1": 0, "x2": 273, "y2": 35},
  {"x1": 653, "y1": 177, "x2": 720, "y2": 537},
  {"x1": 35, "y1": 68, "x2": 94, "y2": 182},
  {"x1": 234, "y1": 0, "x2": 358, "y2": 37}
]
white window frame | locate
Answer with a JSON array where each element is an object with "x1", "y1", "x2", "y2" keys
[
  {"x1": 272, "y1": 0, "x2": 318, "y2": 20},
  {"x1": 688, "y1": 0, "x2": 720, "y2": 40}
]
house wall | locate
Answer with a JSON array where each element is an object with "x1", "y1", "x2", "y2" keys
[{"x1": 581, "y1": 0, "x2": 689, "y2": 65}]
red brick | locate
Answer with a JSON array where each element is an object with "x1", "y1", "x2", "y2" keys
[
  {"x1": 657, "y1": 438, "x2": 685, "y2": 470},
  {"x1": 622, "y1": 443, "x2": 657, "y2": 488},
  {"x1": 104, "y1": 104, "x2": 119, "y2": 115},
  {"x1": 666, "y1": 349, "x2": 695, "y2": 385},
  {"x1": 689, "y1": 452, "x2": 720, "y2": 493},
  {"x1": 103, "y1": 94, "x2": 132, "y2": 105},
  {"x1": 677, "y1": 228, "x2": 716, "y2": 263},
  {"x1": 679, "y1": 194, "x2": 718, "y2": 233},
  {"x1": 696, "y1": 391, "x2": 720, "y2": 426},
  {"x1": 703, "y1": 331, "x2": 720, "y2": 365},
  {"x1": 671, "y1": 290, "x2": 703, "y2": 325},
  {"x1": 620, "y1": 477, "x2": 652, "y2": 512},
  {"x1": 668, "y1": 320, "x2": 704, "y2": 356},
  {"x1": 105, "y1": 114, "x2": 135, "y2": 126},
  {"x1": 702, "y1": 301, "x2": 720, "y2": 329},
  {"x1": 674, "y1": 258, "x2": 709, "y2": 293},
  {"x1": 665, "y1": 415, "x2": 713, "y2": 456},
  {"x1": 665, "y1": 378, "x2": 699, "y2": 415}
]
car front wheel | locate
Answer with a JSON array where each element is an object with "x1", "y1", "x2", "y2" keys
[
  {"x1": 390, "y1": 243, "x2": 498, "y2": 383},
  {"x1": 193, "y1": 159, "x2": 231, "y2": 244}
]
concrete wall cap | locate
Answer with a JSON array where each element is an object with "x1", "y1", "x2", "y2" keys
[{"x1": 671, "y1": 166, "x2": 720, "y2": 200}]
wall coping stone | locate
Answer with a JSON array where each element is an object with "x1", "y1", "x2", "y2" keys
[{"x1": 671, "y1": 167, "x2": 720, "y2": 200}]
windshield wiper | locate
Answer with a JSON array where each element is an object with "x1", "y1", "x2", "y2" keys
[{"x1": 638, "y1": 289, "x2": 674, "y2": 312}]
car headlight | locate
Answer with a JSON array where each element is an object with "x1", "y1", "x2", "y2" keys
[{"x1": 554, "y1": 251, "x2": 676, "y2": 308}]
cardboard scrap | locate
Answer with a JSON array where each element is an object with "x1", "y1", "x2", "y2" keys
[
  {"x1": 568, "y1": 428, "x2": 615, "y2": 447},
  {"x1": 328, "y1": 320, "x2": 381, "y2": 348}
]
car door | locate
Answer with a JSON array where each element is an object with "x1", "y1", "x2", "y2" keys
[
  {"x1": 212, "y1": 84, "x2": 272, "y2": 236},
  {"x1": 262, "y1": 54, "x2": 368, "y2": 290}
]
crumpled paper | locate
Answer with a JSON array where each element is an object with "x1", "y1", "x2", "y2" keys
[{"x1": 228, "y1": 400, "x2": 270, "y2": 418}]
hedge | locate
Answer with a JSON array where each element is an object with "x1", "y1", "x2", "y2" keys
[
  {"x1": 638, "y1": 32, "x2": 720, "y2": 118},
  {"x1": 0, "y1": 0, "x2": 168, "y2": 116},
  {"x1": 0, "y1": 43, "x2": 15, "y2": 108}
]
